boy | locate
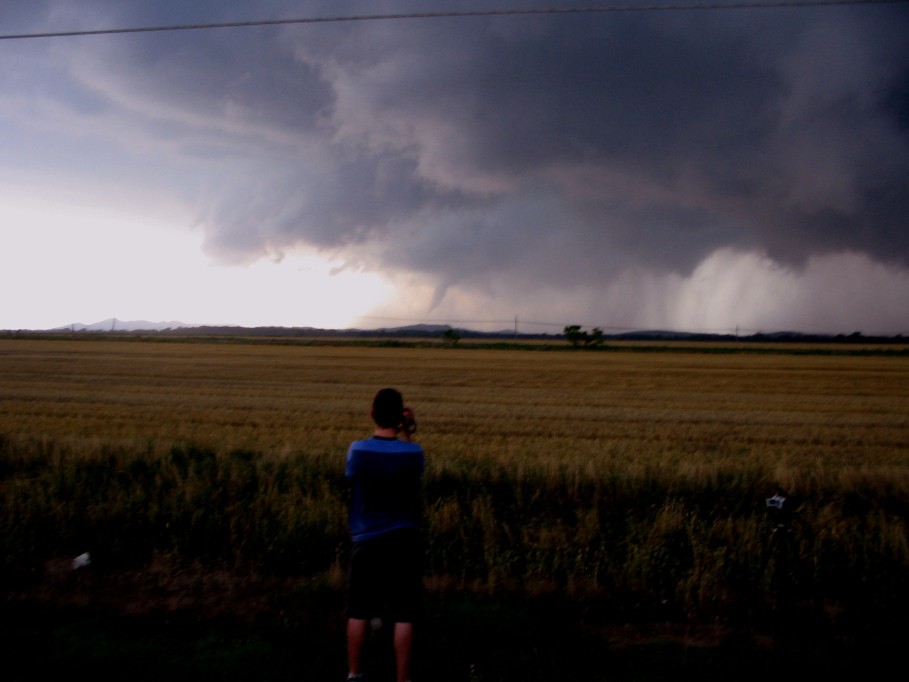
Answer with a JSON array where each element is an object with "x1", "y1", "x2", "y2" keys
[{"x1": 345, "y1": 388, "x2": 425, "y2": 682}]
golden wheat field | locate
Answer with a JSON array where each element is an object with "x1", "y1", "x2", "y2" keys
[
  {"x1": 3, "y1": 335, "x2": 909, "y2": 680},
  {"x1": 2, "y1": 336, "x2": 907, "y2": 475}
]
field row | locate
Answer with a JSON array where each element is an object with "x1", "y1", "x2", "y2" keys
[{"x1": 2, "y1": 338, "x2": 907, "y2": 470}]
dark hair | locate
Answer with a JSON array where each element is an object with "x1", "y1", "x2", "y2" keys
[{"x1": 372, "y1": 387, "x2": 404, "y2": 429}]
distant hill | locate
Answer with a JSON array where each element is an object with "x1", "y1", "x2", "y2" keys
[
  {"x1": 55, "y1": 318, "x2": 196, "y2": 332},
  {"x1": 26, "y1": 319, "x2": 903, "y2": 344}
]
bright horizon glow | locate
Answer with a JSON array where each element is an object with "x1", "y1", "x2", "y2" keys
[
  {"x1": 0, "y1": 197, "x2": 395, "y2": 331},
  {"x1": 3, "y1": 195, "x2": 908, "y2": 336}
]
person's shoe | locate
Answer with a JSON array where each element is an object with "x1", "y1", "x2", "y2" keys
[{"x1": 346, "y1": 674, "x2": 364, "y2": 681}]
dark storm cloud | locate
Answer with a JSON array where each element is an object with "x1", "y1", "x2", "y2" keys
[
  {"x1": 10, "y1": 2, "x2": 909, "y2": 300},
  {"x1": 283, "y1": 4, "x2": 907, "y2": 287},
  {"x1": 251, "y1": 5, "x2": 909, "y2": 279}
]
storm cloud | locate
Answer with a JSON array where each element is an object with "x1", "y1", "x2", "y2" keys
[{"x1": 2, "y1": 1, "x2": 908, "y2": 333}]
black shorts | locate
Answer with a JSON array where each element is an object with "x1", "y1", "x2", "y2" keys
[{"x1": 347, "y1": 528, "x2": 423, "y2": 623}]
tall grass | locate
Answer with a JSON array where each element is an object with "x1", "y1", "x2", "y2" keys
[{"x1": 1, "y1": 337, "x2": 908, "y2": 635}]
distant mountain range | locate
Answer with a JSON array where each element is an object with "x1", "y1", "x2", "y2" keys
[
  {"x1": 54, "y1": 320, "x2": 512, "y2": 336},
  {"x1": 28, "y1": 318, "x2": 901, "y2": 343},
  {"x1": 56, "y1": 318, "x2": 197, "y2": 332},
  {"x1": 51, "y1": 319, "x2": 453, "y2": 334}
]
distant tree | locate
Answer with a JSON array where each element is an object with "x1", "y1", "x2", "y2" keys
[
  {"x1": 564, "y1": 324, "x2": 585, "y2": 347},
  {"x1": 442, "y1": 328, "x2": 461, "y2": 346},
  {"x1": 589, "y1": 327, "x2": 604, "y2": 346},
  {"x1": 564, "y1": 324, "x2": 604, "y2": 348}
]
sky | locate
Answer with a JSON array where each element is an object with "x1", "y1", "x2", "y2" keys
[{"x1": 1, "y1": 0, "x2": 907, "y2": 335}]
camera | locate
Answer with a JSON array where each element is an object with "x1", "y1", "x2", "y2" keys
[{"x1": 401, "y1": 406, "x2": 417, "y2": 435}]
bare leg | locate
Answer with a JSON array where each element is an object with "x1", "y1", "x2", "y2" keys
[
  {"x1": 346, "y1": 618, "x2": 368, "y2": 677},
  {"x1": 393, "y1": 621, "x2": 414, "y2": 682}
]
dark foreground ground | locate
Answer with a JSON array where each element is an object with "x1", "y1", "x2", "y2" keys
[{"x1": 1, "y1": 558, "x2": 902, "y2": 681}]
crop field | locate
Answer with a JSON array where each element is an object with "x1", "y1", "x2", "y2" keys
[{"x1": 1, "y1": 336, "x2": 908, "y2": 681}]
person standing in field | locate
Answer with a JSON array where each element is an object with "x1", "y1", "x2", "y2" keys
[{"x1": 345, "y1": 387, "x2": 425, "y2": 682}]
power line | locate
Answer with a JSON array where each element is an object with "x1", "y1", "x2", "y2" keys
[
  {"x1": 354, "y1": 315, "x2": 751, "y2": 335},
  {"x1": 0, "y1": 0, "x2": 905, "y2": 41}
]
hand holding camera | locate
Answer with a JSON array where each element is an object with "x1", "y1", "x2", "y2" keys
[{"x1": 400, "y1": 406, "x2": 417, "y2": 435}]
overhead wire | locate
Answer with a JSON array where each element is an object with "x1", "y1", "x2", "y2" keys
[
  {"x1": 355, "y1": 316, "x2": 753, "y2": 335},
  {"x1": 0, "y1": 0, "x2": 906, "y2": 41}
]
